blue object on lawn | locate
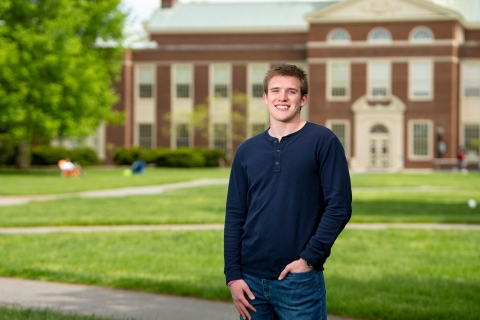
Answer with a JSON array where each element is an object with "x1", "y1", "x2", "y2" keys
[{"x1": 131, "y1": 160, "x2": 146, "y2": 174}]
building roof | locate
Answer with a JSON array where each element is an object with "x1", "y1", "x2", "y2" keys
[
  {"x1": 147, "y1": 1, "x2": 337, "y2": 32},
  {"x1": 147, "y1": 0, "x2": 480, "y2": 33},
  {"x1": 432, "y1": 0, "x2": 480, "y2": 24}
]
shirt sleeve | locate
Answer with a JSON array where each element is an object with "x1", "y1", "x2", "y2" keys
[
  {"x1": 299, "y1": 136, "x2": 352, "y2": 268},
  {"x1": 224, "y1": 150, "x2": 249, "y2": 284}
]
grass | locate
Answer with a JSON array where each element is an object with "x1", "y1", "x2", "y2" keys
[
  {"x1": 0, "y1": 186, "x2": 228, "y2": 227},
  {"x1": 0, "y1": 167, "x2": 230, "y2": 195},
  {"x1": 0, "y1": 229, "x2": 478, "y2": 320},
  {"x1": 0, "y1": 307, "x2": 121, "y2": 320},
  {"x1": 1, "y1": 171, "x2": 479, "y2": 226},
  {"x1": 1, "y1": 170, "x2": 480, "y2": 319}
]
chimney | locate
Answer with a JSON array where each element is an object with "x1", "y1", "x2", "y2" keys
[{"x1": 161, "y1": 0, "x2": 177, "y2": 8}]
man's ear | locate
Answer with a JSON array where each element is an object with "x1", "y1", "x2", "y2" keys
[
  {"x1": 263, "y1": 92, "x2": 268, "y2": 104},
  {"x1": 301, "y1": 94, "x2": 308, "y2": 106}
]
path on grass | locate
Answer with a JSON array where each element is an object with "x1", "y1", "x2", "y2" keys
[
  {"x1": 0, "y1": 179, "x2": 458, "y2": 207},
  {"x1": 0, "y1": 178, "x2": 230, "y2": 206},
  {"x1": 0, "y1": 223, "x2": 479, "y2": 234}
]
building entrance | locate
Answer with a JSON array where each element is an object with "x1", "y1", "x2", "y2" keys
[{"x1": 369, "y1": 124, "x2": 390, "y2": 169}]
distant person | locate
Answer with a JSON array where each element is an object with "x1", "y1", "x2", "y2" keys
[
  {"x1": 58, "y1": 158, "x2": 75, "y2": 177},
  {"x1": 58, "y1": 158, "x2": 83, "y2": 177},
  {"x1": 224, "y1": 64, "x2": 352, "y2": 320},
  {"x1": 457, "y1": 146, "x2": 466, "y2": 171}
]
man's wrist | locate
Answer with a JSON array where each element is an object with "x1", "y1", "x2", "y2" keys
[
  {"x1": 227, "y1": 280, "x2": 237, "y2": 287},
  {"x1": 301, "y1": 258, "x2": 314, "y2": 268}
]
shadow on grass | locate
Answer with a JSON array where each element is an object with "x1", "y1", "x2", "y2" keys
[
  {"x1": 0, "y1": 168, "x2": 59, "y2": 176},
  {"x1": 352, "y1": 200, "x2": 480, "y2": 223},
  {"x1": 327, "y1": 274, "x2": 480, "y2": 320}
]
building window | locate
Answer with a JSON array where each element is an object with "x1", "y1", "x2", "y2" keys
[
  {"x1": 175, "y1": 65, "x2": 191, "y2": 98},
  {"x1": 368, "y1": 62, "x2": 390, "y2": 99},
  {"x1": 327, "y1": 28, "x2": 350, "y2": 44},
  {"x1": 368, "y1": 27, "x2": 392, "y2": 44},
  {"x1": 410, "y1": 61, "x2": 433, "y2": 99},
  {"x1": 175, "y1": 123, "x2": 190, "y2": 148},
  {"x1": 327, "y1": 120, "x2": 350, "y2": 156},
  {"x1": 463, "y1": 64, "x2": 480, "y2": 97},
  {"x1": 409, "y1": 121, "x2": 432, "y2": 159},
  {"x1": 213, "y1": 65, "x2": 229, "y2": 98},
  {"x1": 410, "y1": 26, "x2": 434, "y2": 43},
  {"x1": 213, "y1": 123, "x2": 228, "y2": 153},
  {"x1": 464, "y1": 124, "x2": 480, "y2": 156},
  {"x1": 251, "y1": 123, "x2": 266, "y2": 136},
  {"x1": 328, "y1": 62, "x2": 349, "y2": 99},
  {"x1": 251, "y1": 65, "x2": 268, "y2": 98},
  {"x1": 138, "y1": 124, "x2": 153, "y2": 149},
  {"x1": 138, "y1": 66, "x2": 154, "y2": 98}
]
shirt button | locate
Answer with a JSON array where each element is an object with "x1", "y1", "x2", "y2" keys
[
  {"x1": 277, "y1": 150, "x2": 280, "y2": 153},
  {"x1": 274, "y1": 141, "x2": 278, "y2": 144},
  {"x1": 275, "y1": 162, "x2": 279, "y2": 165}
]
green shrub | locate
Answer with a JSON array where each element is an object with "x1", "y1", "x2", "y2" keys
[
  {"x1": 69, "y1": 147, "x2": 100, "y2": 166},
  {"x1": 31, "y1": 146, "x2": 69, "y2": 165},
  {"x1": 31, "y1": 146, "x2": 100, "y2": 166},
  {"x1": 154, "y1": 148, "x2": 206, "y2": 168},
  {"x1": 194, "y1": 147, "x2": 226, "y2": 167},
  {"x1": 112, "y1": 147, "x2": 144, "y2": 165}
]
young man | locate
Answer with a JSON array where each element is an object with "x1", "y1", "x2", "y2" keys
[{"x1": 224, "y1": 64, "x2": 352, "y2": 320}]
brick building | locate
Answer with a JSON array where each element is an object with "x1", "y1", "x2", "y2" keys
[{"x1": 105, "y1": 0, "x2": 480, "y2": 171}]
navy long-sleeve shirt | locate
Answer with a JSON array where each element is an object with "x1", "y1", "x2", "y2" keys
[{"x1": 224, "y1": 122, "x2": 352, "y2": 282}]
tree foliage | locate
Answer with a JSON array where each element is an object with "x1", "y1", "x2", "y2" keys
[{"x1": 0, "y1": 0, "x2": 126, "y2": 167}]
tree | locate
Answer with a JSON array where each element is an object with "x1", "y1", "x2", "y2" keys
[{"x1": 0, "y1": 0, "x2": 126, "y2": 168}]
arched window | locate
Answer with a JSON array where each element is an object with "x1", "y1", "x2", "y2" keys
[
  {"x1": 368, "y1": 28, "x2": 392, "y2": 43},
  {"x1": 409, "y1": 27, "x2": 434, "y2": 43},
  {"x1": 370, "y1": 124, "x2": 389, "y2": 133},
  {"x1": 327, "y1": 28, "x2": 351, "y2": 44}
]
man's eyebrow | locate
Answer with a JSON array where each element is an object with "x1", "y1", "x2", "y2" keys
[{"x1": 268, "y1": 87, "x2": 299, "y2": 91}]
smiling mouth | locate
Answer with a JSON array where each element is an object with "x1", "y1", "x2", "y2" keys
[{"x1": 275, "y1": 105, "x2": 289, "y2": 110}]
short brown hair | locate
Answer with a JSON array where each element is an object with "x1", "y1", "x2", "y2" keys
[{"x1": 263, "y1": 64, "x2": 308, "y2": 96}]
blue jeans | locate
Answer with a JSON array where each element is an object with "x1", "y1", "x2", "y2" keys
[{"x1": 242, "y1": 271, "x2": 327, "y2": 320}]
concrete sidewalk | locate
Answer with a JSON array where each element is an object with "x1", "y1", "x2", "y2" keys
[{"x1": 0, "y1": 277, "x2": 351, "y2": 320}]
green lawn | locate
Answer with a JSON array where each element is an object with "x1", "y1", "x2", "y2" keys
[
  {"x1": 0, "y1": 167, "x2": 230, "y2": 195},
  {"x1": 0, "y1": 307, "x2": 121, "y2": 320},
  {"x1": 0, "y1": 229, "x2": 478, "y2": 320},
  {"x1": 0, "y1": 186, "x2": 228, "y2": 227},
  {"x1": 1, "y1": 170, "x2": 480, "y2": 319}
]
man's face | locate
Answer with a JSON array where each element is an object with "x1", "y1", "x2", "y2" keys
[{"x1": 263, "y1": 75, "x2": 307, "y2": 124}]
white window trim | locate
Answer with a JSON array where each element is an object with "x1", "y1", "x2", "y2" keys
[
  {"x1": 210, "y1": 64, "x2": 231, "y2": 101},
  {"x1": 367, "y1": 27, "x2": 392, "y2": 45},
  {"x1": 172, "y1": 64, "x2": 193, "y2": 100},
  {"x1": 173, "y1": 122, "x2": 193, "y2": 149},
  {"x1": 409, "y1": 26, "x2": 435, "y2": 44},
  {"x1": 326, "y1": 61, "x2": 351, "y2": 101},
  {"x1": 461, "y1": 62, "x2": 480, "y2": 99},
  {"x1": 326, "y1": 28, "x2": 351, "y2": 45},
  {"x1": 326, "y1": 119, "x2": 350, "y2": 157},
  {"x1": 367, "y1": 60, "x2": 391, "y2": 100},
  {"x1": 248, "y1": 63, "x2": 269, "y2": 99},
  {"x1": 408, "y1": 120, "x2": 433, "y2": 161},
  {"x1": 408, "y1": 59, "x2": 434, "y2": 101},
  {"x1": 136, "y1": 64, "x2": 156, "y2": 100},
  {"x1": 135, "y1": 123, "x2": 156, "y2": 149}
]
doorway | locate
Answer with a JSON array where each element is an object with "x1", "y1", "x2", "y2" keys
[{"x1": 369, "y1": 124, "x2": 390, "y2": 168}]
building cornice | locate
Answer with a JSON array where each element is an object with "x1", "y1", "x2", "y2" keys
[
  {"x1": 308, "y1": 39, "x2": 460, "y2": 48},
  {"x1": 136, "y1": 44, "x2": 306, "y2": 52},
  {"x1": 308, "y1": 56, "x2": 459, "y2": 64},
  {"x1": 147, "y1": 27, "x2": 307, "y2": 35}
]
